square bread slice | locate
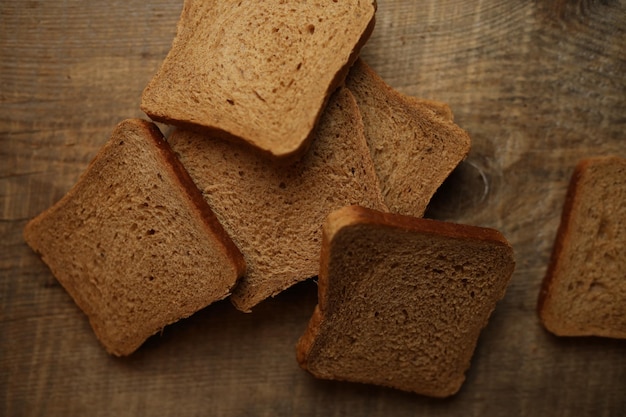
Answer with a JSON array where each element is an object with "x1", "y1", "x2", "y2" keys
[
  {"x1": 23, "y1": 119, "x2": 246, "y2": 356},
  {"x1": 168, "y1": 87, "x2": 388, "y2": 312},
  {"x1": 296, "y1": 205, "x2": 515, "y2": 397},
  {"x1": 141, "y1": 0, "x2": 377, "y2": 161},
  {"x1": 538, "y1": 155, "x2": 626, "y2": 339},
  {"x1": 346, "y1": 59, "x2": 471, "y2": 217}
]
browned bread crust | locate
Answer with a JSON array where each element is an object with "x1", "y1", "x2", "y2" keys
[
  {"x1": 23, "y1": 119, "x2": 246, "y2": 355},
  {"x1": 141, "y1": 0, "x2": 377, "y2": 162},
  {"x1": 297, "y1": 205, "x2": 515, "y2": 397},
  {"x1": 538, "y1": 155, "x2": 626, "y2": 339}
]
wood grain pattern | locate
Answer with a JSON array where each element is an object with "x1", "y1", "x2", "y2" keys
[{"x1": 1, "y1": 0, "x2": 625, "y2": 416}]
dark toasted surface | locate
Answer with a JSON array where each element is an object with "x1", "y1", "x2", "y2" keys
[
  {"x1": 297, "y1": 206, "x2": 515, "y2": 397},
  {"x1": 3, "y1": 0, "x2": 626, "y2": 415},
  {"x1": 538, "y1": 156, "x2": 626, "y2": 338}
]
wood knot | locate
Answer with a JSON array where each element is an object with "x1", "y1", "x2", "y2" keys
[{"x1": 425, "y1": 159, "x2": 490, "y2": 221}]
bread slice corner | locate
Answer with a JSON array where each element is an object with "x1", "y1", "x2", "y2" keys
[{"x1": 297, "y1": 205, "x2": 515, "y2": 397}]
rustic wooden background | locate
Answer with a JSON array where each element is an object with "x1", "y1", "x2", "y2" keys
[{"x1": 1, "y1": 0, "x2": 625, "y2": 416}]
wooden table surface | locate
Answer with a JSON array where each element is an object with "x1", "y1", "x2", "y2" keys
[{"x1": 1, "y1": 1, "x2": 625, "y2": 416}]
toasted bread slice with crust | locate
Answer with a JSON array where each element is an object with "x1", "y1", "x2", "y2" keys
[
  {"x1": 23, "y1": 119, "x2": 246, "y2": 356},
  {"x1": 538, "y1": 155, "x2": 626, "y2": 339},
  {"x1": 141, "y1": 0, "x2": 377, "y2": 161},
  {"x1": 297, "y1": 205, "x2": 515, "y2": 397}
]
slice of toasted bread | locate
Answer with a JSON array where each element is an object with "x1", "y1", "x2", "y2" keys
[
  {"x1": 297, "y1": 206, "x2": 515, "y2": 397},
  {"x1": 141, "y1": 0, "x2": 377, "y2": 161},
  {"x1": 23, "y1": 119, "x2": 246, "y2": 356},
  {"x1": 168, "y1": 88, "x2": 388, "y2": 312},
  {"x1": 538, "y1": 155, "x2": 626, "y2": 339},
  {"x1": 346, "y1": 59, "x2": 471, "y2": 217}
]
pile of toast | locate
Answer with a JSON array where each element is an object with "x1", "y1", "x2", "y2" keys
[{"x1": 23, "y1": 0, "x2": 625, "y2": 398}]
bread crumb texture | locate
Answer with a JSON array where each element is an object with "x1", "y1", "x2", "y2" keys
[
  {"x1": 169, "y1": 88, "x2": 387, "y2": 312},
  {"x1": 141, "y1": 0, "x2": 377, "y2": 158},
  {"x1": 23, "y1": 119, "x2": 245, "y2": 356},
  {"x1": 346, "y1": 59, "x2": 471, "y2": 217},
  {"x1": 539, "y1": 155, "x2": 626, "y2": 339},
  {"x1": 297, "y1": 206, "x2": 515, "y2": 397}
]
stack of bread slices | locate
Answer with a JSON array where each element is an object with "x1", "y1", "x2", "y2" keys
[{"x1": 24, "y1": 0, "x2": 523, "y2": 397}]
